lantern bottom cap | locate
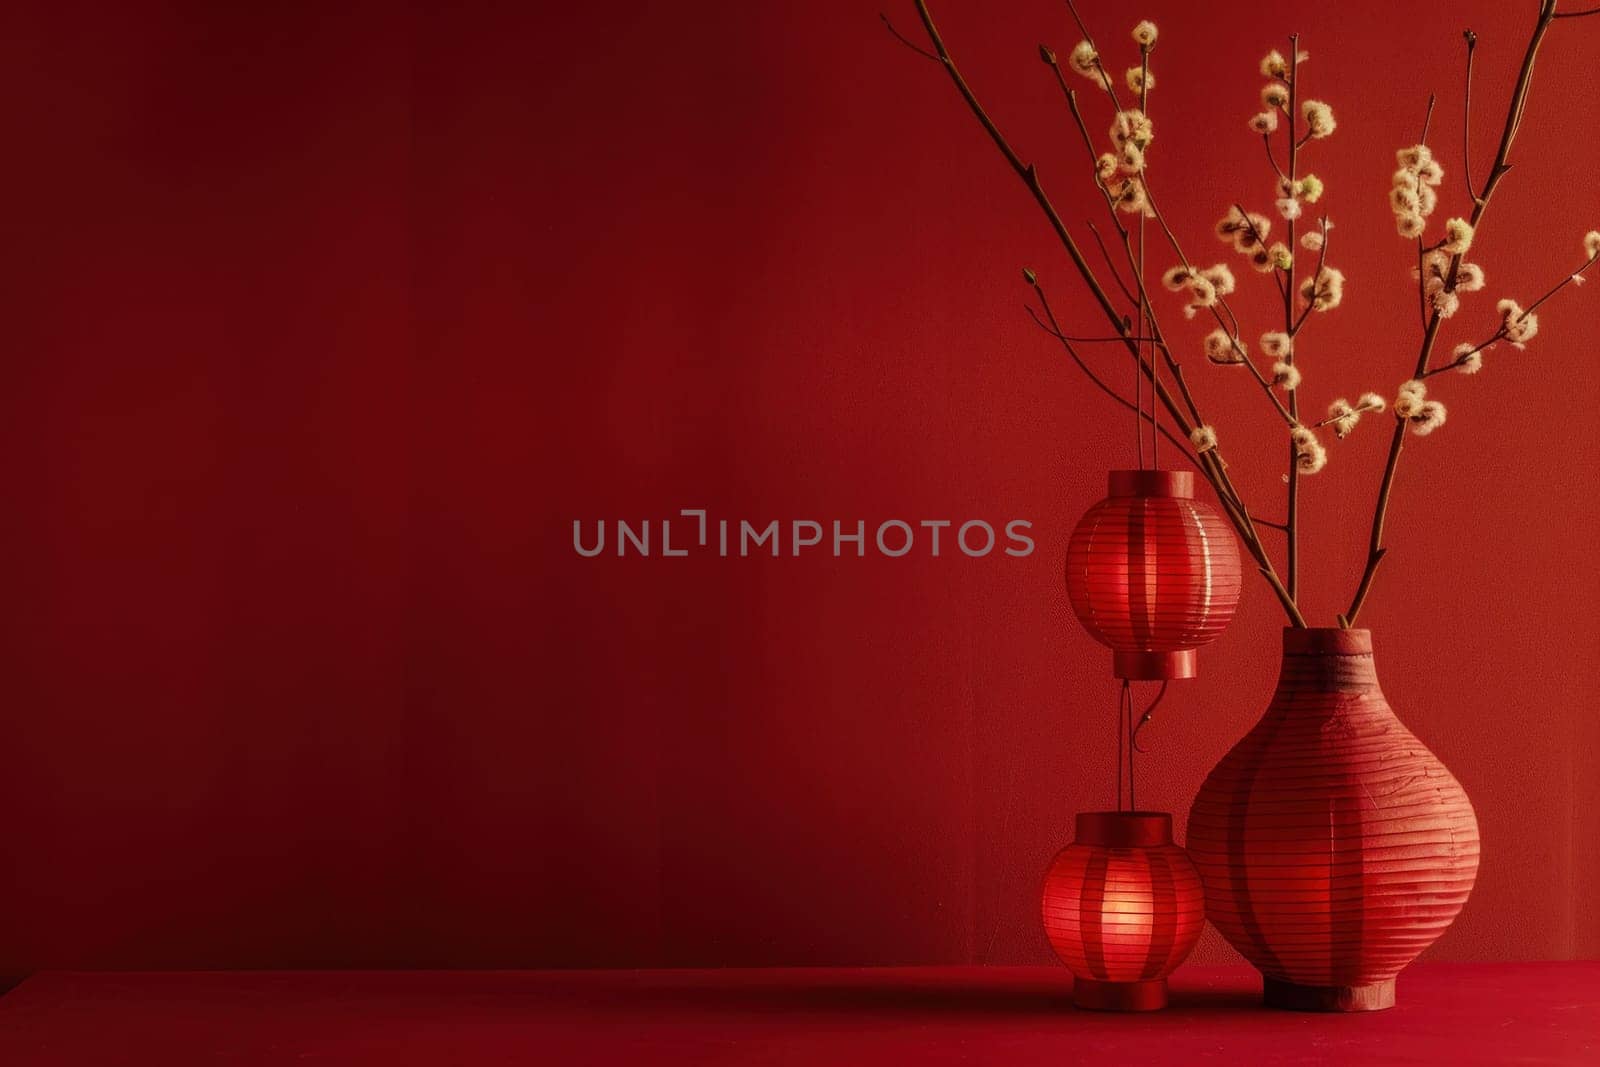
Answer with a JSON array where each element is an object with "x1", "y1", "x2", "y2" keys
[
  {"x1": 1113, "y1": 649, "x2": 1197, "y2": 680},
  {"x1": 1072, "y1": 977, "x2": 1167, "y2": 1012},
  {"x1": 1263, "y1": 976, "x2": 1396, "y2": 1013}
]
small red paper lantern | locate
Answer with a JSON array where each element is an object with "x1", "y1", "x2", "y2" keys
[
  {"x1": 1066, "y1": 469, "x2": 1241, "y2": 680},
  {"x1": 1041, "y1": 812, "x2": 1205, "y2": 1011}
]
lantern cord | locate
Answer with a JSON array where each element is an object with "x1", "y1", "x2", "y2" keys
[
  {"x1": 1132, "y1": 681, "x2": 1169, "y2": 755},
  {"x1": 1115, "y1": 681, "x2": 1127, "y2": 811}
]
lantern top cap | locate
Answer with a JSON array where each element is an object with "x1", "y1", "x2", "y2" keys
[
  {"x1": 1283, "y1": 627, "x2": 1372, "y2": 655},
  {"x1": 1074, "y1": 810, "x2": 1173, "y2": 847},
  {"x1": 1107, "y1": 469, "x2": 1193, "y2": 499}
]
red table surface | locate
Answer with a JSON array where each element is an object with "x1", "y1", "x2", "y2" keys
[{"x1": 0, "y1": 963, "x2": 1594, "y2": 1065}]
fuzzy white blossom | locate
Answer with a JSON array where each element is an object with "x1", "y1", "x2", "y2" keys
[
  {"x1": 1113, "y1": 178, "x2": 1150, "y2": 215},
  {"x1": 1297, "y1": 175, "x2": 1324, "y2": 203},
  {"x1": 1416, "y1": 250, "x2": 1450, "y2": 292},
  {"x1": 1454, "y1": 343, "x2": 1483, "y2": 374},
  {"x1": 1186, "y1": 275, "x2": 1219, "y2": 314},
  {"x1": 1300, "y1": 265, "x2": 1345, "y2": 310},
  {"x1": 1358, "y1": 392, "x2": 1386, "y2": 413},
  {"x1": 1417, "y1": 159, "x2": 1444, "y2": 186},
  {"x1": 1203, "y1": 329, "x2": 1245, "y2": 364},
  {"x1": 1132, "y1": 20, "x2": 1159, "y2": 47},
  {"x1": 1396, "y1": 145, "x2": 1432, "y2": 170},
  {"x1": 1249, "y1": 111, "x2": 1279, "y2": 134},
  {"x1": 1268, "y1": 242, "x2": 1294, "y2": 271},
  {"x1": 1301, "y1": 100, "x2": 1336, "y2": 138},
  {"x1": 1497, "y1": 298, "x2": 1539, "y2": 344},
  {"x1": 1261, "y1": 83, "x2": 1288, "y2": 109},
  {"x1": 1585, "y1": 230, "x2": 1600, "y2": 259},
  {"x1": 1069, "y1": 40, "x2": 1099, "y2": 78},
  {"x1": 1260, "y1": 50, "x2": 1288, "y2": 78},
  {"x1": 1110, "y1": 109, "x2": 1154, "y2": 148},
  {"x1": 1290, "y1": 426, "x2": 1327, "y2": 473},
  {"x1": 1394, "y1": 379, "x2": 1427, "y2": 419},
  {"x1": 1161, "y1": 265, "x2": 1193, "y2": 291},
  {"x1": 1456, "y1": 262, "x2": 1486, "y2": 292},
  {"x1": 1432, "y1": 290, "x2": 1460, "y2": 319},
  {"x1": 1390, "y1": 148, "x2": 1441, "y2": 240},
  {"x1": 1272, "y1": 361, "x2": 1301, "y2": 390},
  {"x1": 1119, "y1": 141, "x2": 1146, "y2": 173},
  {"x1": 1215, "y1": 207, "x2": 1271, "y2": 252},
  {"x1": 1276, "y1": 196, "x2": 1303, "y2": 220},
  {"x1": 1126, "y1": 67, "x2": 1154, "y2": 93},
  {"x1": 1410, "y1": 400, "x2": 1447, "y2": 436},
  {"x1": 1327, "y1": 398, "x2": 1360, "y2": 438},
  {"x1": 1201, "y1": 263, "x2": 1237, "y2": 296},
  {"x1": 1301, "y1": 230, "x2": 1324, "y2": 252},
  {"x1": 1096, "y1": 153, "x2": 1118, "y2": 182},
  {"x1": 1260, "y1": 332, "x2": 1293, "y2": 359},
  {"x1": 1189, "y1": 424, "x2": 1217, "y2": 452},
  {"x1": 1441, "y1": 217, "x2": 1475, "y2": 256}
]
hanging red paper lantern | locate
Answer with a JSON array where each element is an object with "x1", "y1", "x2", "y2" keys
[
  {"x1": 1066, "y1": 470, "x2": 1242, "y2": 680},
  {"x1": 1186, "y1": 628, "x2": 1480, "y2": 1011},
  {"x1": 1041, "y1": 812, "x2": 1205, "y2": 1011}
]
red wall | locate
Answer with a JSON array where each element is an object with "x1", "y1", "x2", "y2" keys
[{"x1": 1, "y1": 0, "x2": 1595, "y2": 978}]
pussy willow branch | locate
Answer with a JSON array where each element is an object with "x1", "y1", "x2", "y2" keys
[
  {"x1": 1343, "y1": 0, "x2": 1563, "y2": 628},
  {"x1": 884, "y1": 0, "x2": 1306, "y2": 626},
  {"x1": 1421, "y1": 252, "x2": 1598, "y2": 376},
  {"x1": 1050, "y1": 8, "x2": 1295, "y2": 568},
  {"x1": 1048, "y1": 55, "x2": 1297, "y2": 432},
  {"x1": 1284, "y1": 36, "x2": 1302, "y2": 602},
  {"x1": 1041, "y1": 57, "x2": 1288, "y2": 543}
]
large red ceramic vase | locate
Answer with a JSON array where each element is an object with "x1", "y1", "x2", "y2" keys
[{"x1": 1185, "y1": 628, "x2": 1480, "y2": 1012}]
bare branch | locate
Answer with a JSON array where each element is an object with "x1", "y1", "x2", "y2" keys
[
  {"x1": 1464, "y1": 30, "x2": 1482, "y2": 203},
  {"x1": 879, "y1": 13, "x2": 940, "y2": 62}
]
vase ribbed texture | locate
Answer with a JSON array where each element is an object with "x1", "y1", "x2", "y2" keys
[{"x1": 1185, "y1": 629, "x2": 1480, "y2": 990}]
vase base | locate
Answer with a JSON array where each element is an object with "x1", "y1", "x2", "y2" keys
[
  {"x1": 1073, "y1": 977, "x2": 1167, "y2": 1012},
  {"x1": 1263, "y1": 976, "x2": 1396, "y2": 1013}
]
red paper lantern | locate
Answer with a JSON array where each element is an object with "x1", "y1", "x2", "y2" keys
[
  {"x1": 1186, "y1": 628, "x2": 1481, "y2": 1011},
  {"x1": 1066, "y1": 470, "x2": 1241, "y2": 680},
  {"x1": 1041, "y1": 812, "x2": 1205, "y2": 1011}
]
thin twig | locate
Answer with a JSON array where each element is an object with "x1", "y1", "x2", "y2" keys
[
  {"x1": 1086, "y1": 220, "x2": 1138, "y2": 305},
  {"x1": 879, "y1": 13, "x2": 940, "y2": 62},
  {"x1": 1422, "y1": 252, "x2": 1598, "y2": 376},
  {"x1": 1464, "y1": 30, "x2": 1481, "y2": 203}
]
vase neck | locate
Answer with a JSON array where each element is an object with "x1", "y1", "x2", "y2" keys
[{"x1": 1276, "y1": 627, "x2": 1379, "y2": 692}]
